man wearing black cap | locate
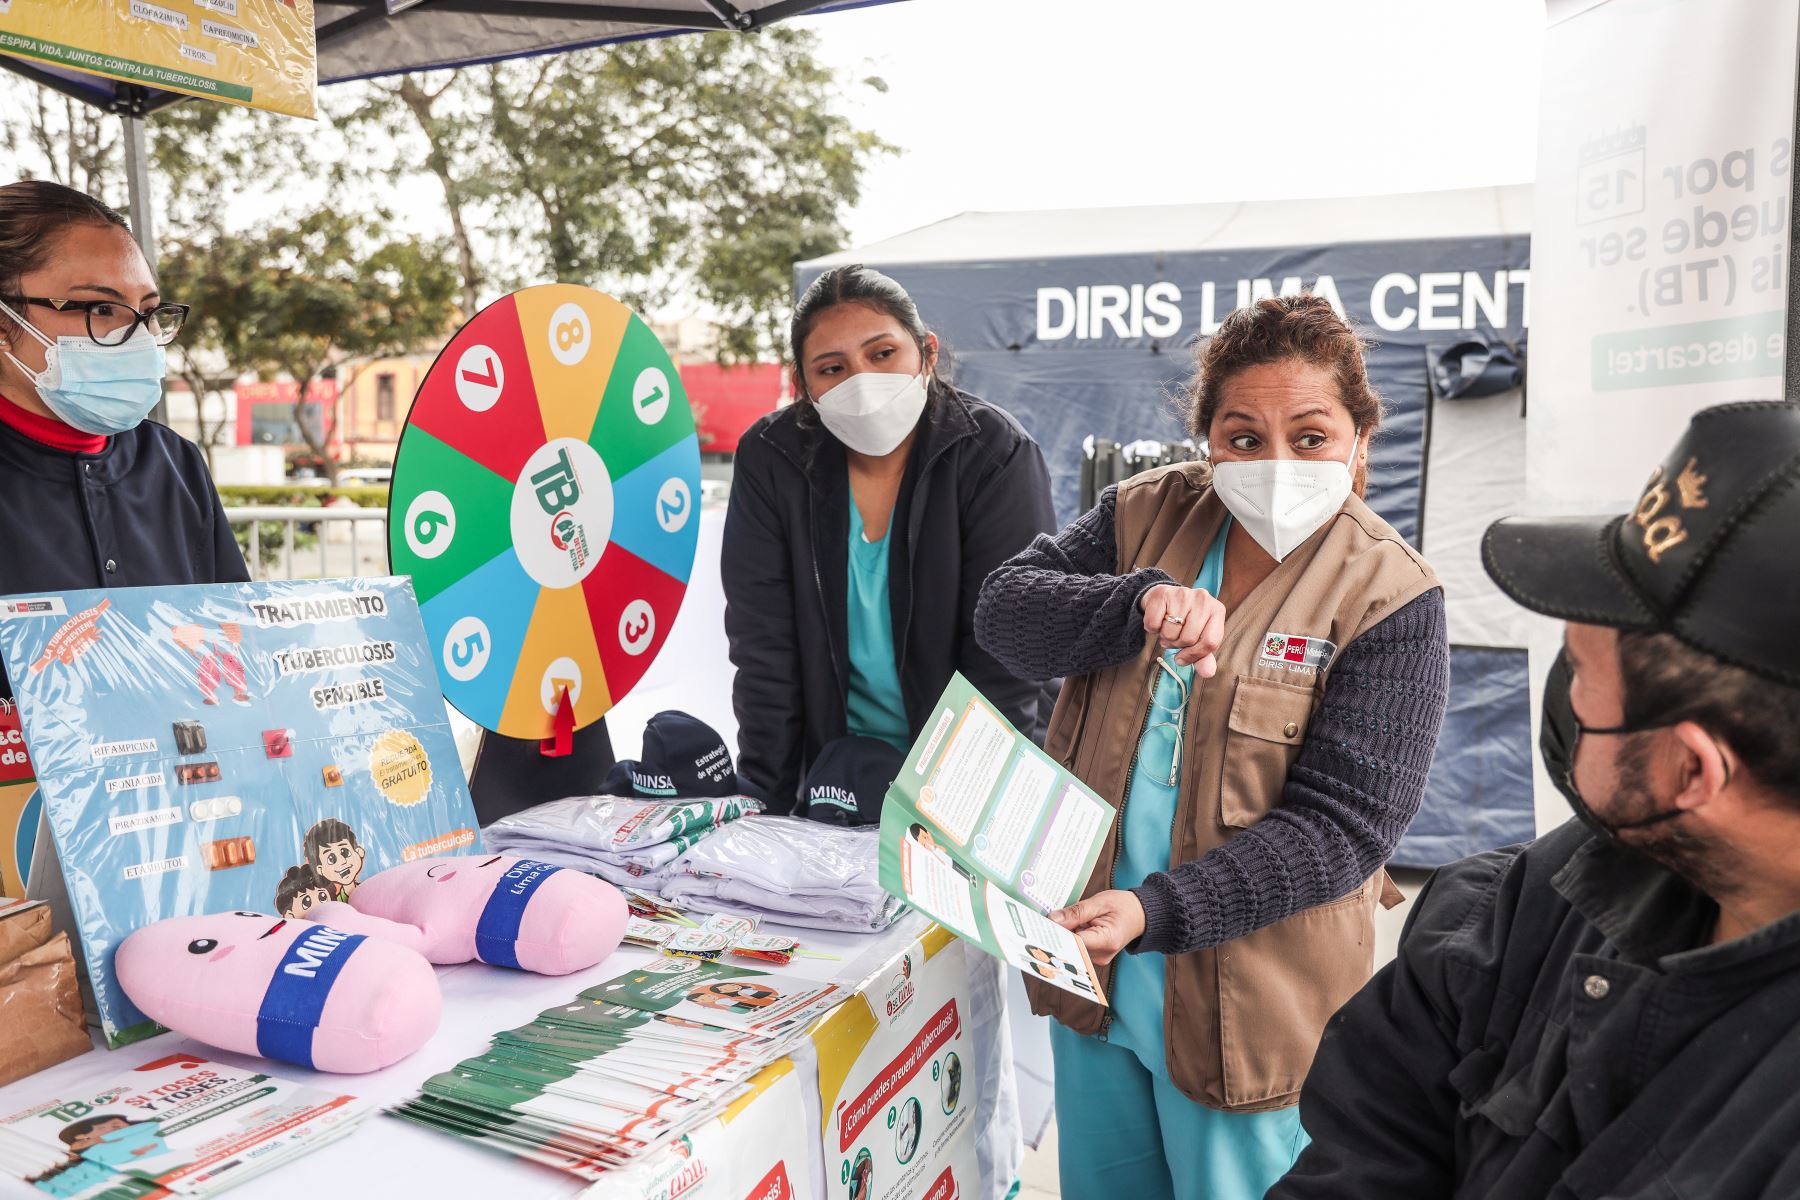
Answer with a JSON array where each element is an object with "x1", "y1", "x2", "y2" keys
[{"x1": 1270, "y1": 402, "x2": 1800, "y2": 1199}]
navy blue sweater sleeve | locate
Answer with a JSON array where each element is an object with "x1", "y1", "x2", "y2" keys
[
  {"x1": 1133, "y1": 586, "x2": 1450, "y2": 955},
  {"x1": 973, "y1": 485, "x2": 1176, "y2": 682}
]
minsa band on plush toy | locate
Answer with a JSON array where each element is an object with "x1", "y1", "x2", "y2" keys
[
  {"x1": 308, "y1": 854, "x2": 628, "y2": 976},
  {"x1": 116, "y1": 912, "x2": 440, "y2": 1073}
]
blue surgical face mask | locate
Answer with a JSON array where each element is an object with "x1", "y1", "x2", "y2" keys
[{"x1": 1, "y1": 298, "x2": 166, "y2": 436}]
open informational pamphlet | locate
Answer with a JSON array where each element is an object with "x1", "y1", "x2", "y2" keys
[
  {"x1": 878, "y1": 674, "x2": 1113, "y2": 1004},
  {"x1": 0, "y1": 1052, "x2": 369, "y2": 1198}
]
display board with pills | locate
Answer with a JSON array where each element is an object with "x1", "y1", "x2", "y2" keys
[
  {"x1": 388, "y1": 284, "x2": 702, "y2": 741},
  {"x1": 0, "y1": 579, "x2": 483, "y2": 1047}
]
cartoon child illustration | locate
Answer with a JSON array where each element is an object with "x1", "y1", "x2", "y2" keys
[
  {"x1": 29, "y1": 1155, "x2": 115, "y2": 1198},
  {"x1": 64, "y1": 1114, "x2": 168, "y2": 1170},
  {"x1": 303, "y1": 818, "x2": 366, "y2": 902},
  {"x1": 1030, "y1": 959, "x2": 1097, "y2": 995},
  {"x1": 173, "y1": 623, "x2": 250, "y2": 706},
  {"x1": 275, "y1": 864, "x2": 334, "y2": 920},
  {"x1": 30, "y1": 1114, "x2": 171, "y2": 1195},
  {"x1": 1027, "y1": 943, "x2": 1093, "y2": 976},
  {"x1": 687, "y1": 980, "x2": 780, "y2": 1015},
  {"x1": 907, "y1": 823, "x2": 976, "y2": 887}
]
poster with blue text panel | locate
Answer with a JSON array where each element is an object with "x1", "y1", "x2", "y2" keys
[{"x1": 0, "y1": 578, "x2": 482, "y2": 1047}]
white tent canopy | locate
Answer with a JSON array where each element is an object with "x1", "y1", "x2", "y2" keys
[{"x1": 802, "y1": 183, "x2": 1533, "y2": 267}]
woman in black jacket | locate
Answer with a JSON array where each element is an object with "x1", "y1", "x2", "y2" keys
[
  {"x1": 723, "y1": 265, "x2": 1056, "y2": 813},
  {"x1": 0, "y1": 181, "x2": 248, "y2": 704}
]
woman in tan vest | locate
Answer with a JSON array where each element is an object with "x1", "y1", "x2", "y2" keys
[{"x1": 975, "y1": 295, "x2": 1450, "y2": 1200}]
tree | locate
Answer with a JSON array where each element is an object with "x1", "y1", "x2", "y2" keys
[
  {"x1": 185, "y1": 208, "x2": 459, "y2": 484},
  {"x1": 0, "y1": 75, "x2": 311, "y2": 234},
  {"x1": 0, "y1": 85, "x2": 120, "y2": 196},
  {"x1": 347, "y1": 28, "x2": 889, "y2": 359},
  {"x1": 157, "y1": 229, "x2": 274, "y2": 467}
]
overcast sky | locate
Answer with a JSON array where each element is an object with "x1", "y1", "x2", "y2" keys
[{"x1": 793, "y1": 0, "x2": 1546, "y2": 249}]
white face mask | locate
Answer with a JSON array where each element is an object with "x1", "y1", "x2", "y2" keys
[
  {"x1": 1211, "y1": 434, "x2": 1360, "y2": 562},
  {"x1": 812, "y1": 369, "x2": 928, "y2": 457}
]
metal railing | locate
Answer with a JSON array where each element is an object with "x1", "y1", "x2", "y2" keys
[{"x1": 225, "y1": 506, "x2": 390, "y2": 582}]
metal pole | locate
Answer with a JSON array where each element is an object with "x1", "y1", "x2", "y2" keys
[{"x1": 122, "y1": 113, "x2": 169, "y2": 426}]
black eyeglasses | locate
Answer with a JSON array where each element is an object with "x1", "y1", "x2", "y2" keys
[{"x1": 2, "y1": 296, "x2": 190, "y2": 347}]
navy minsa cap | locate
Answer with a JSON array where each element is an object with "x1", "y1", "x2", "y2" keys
[
  {"x1": 603, "y1": 711, "x2": 739, "y2": 799},
  {"x1": 1482, "y1": 401, "x2": 1800, "y2": 686},
  {"x1": 803, "y1": 736, "x2": 905, "y2": 826}
]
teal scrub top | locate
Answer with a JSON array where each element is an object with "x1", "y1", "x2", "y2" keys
[
  {"x1": 1108, "y1": 516, "x2": 1231, "y2": 1072},
  {"x1": 845, "y1": 498, "x2": 910, "y2": 753}
]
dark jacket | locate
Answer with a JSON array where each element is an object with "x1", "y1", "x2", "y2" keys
[
  {"x1": 1272, "y1": 819, "x2": 1800, "y2": 1199},
  {"x1": 0, "y1": 417, "x2": 249, "y2": 701},
  {"x1": 723, "y1": 387, "x2": 1056, "y2": 812}
]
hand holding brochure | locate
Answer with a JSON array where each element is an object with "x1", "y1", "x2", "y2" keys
[{"x1": 878, "y1": 675, "x2": 1113, "y2": 1004}]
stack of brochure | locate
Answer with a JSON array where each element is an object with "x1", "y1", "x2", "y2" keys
[
  {"x1": 391, "y1": 955, "x2": 847, "y2": 1181},
  {"x1": 0, "y1": 1054, "x2": 371, "y2": 1197}
]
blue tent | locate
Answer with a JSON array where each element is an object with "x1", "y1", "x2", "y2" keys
[{"x1": 800, "y1": 185, "x2": 1536, "y2": 865}]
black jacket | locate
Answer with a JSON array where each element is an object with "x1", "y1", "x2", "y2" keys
[
  {"x1": 0, "y1": 418, "x2": 249, "y2": 701},
  {"x1": 1272, "y1": 818, "x2": 1800, "y2": 1199},
  {"x1": 722, "y1": 388, "x2": 1056, "y2": 812}
]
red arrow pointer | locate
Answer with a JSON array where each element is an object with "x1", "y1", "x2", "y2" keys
[{"x1": 540, "y1": 684, "x2": 575, "y2": 758}]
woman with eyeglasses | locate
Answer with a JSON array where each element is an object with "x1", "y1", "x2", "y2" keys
[
  {"x1": 0, "y1": 180, "x2": 247, "y2": 702},
  {"x1": 974, "y1": 295, "x2": 1450, "y2": 1200}
]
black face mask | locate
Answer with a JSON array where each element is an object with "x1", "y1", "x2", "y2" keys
[{"x1": 1541, "y1": 650, "x2": 1683, "y2": 841}]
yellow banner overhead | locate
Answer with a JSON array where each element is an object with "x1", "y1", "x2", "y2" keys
[{"x1": 0, "y1": 0, "x2": 316, "y2": 118}]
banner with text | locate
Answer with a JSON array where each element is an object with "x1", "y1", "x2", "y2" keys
[
  {"x1": 0, "y1": 577, "x2": 481, "y2": 1045},
  {"x1": 812, "y1": 928, "x2": 979, "y2": 1200},
  {"x1": 0, "y1": 0, "x2": 316, "y2": 118},
  {"x1": 1525, "y1": 0, "x2": 1799, "y2": 828}
]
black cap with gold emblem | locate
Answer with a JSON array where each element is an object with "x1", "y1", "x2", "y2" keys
[{"x1": 1482, "y1": 400, "x2": 1800, "y2": 686}]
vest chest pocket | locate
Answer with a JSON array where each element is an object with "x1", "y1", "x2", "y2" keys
[{"x1": 1220, "y1": 675, "x2": 1316, "y2": 828}]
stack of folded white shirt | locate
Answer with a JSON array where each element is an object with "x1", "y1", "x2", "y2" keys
[
  {"x1": 484, "y1": 794, "x2": 760, "y2": 890},
  {"x1": 658, "y1": 815, "x2": 905, "y2": 933}
]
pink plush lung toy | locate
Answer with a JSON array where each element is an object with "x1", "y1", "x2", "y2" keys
[
  {"x1": 115, "y1": 912, "x2": 441, "y2": 1073},
  {"x1": 308, "y1": 855, "x2": 626, "y2": 975}
]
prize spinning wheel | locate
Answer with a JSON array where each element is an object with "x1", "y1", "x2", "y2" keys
[{"x1": 388, "y1": 284, "x2": 701, "y2": 739}]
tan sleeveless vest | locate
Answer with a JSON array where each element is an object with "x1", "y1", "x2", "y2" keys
[{"x1": 1025, "y1": 462, "x2": 1438, "y2": 1112}]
